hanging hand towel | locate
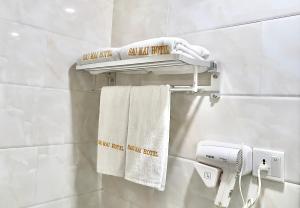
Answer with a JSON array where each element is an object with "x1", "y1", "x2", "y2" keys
[
  {"x1": 119, "y1": 37, "x2": 210, "y2": 60},
  {"x1": 77, "y1": 48, "x2": 120, "y2": 65},
  {"x1": 97, "y1": 86, "x2": 131, "y2": 177},
  {"x1": 125, "y1": 85, "x2": 171, "y2": 191}
]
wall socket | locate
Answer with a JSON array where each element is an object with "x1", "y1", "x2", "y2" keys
[{"x1": 252, "y1": 148, "x2": 285, "y2": 183}]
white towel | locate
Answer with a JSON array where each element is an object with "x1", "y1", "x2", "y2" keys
[
  {"x1": 119, "y1": 37, "x2": 210, "y2": 60},
  {"x1": 175, "y1": 44, "x2": 209, "y2": 60},
  {"x1": 125, "y1": 85, "x2": 171, "y2": 191},
  {"x1": 77, "y1": 48, "x2": 120, "y2": 65},
  {"x1": 97, "y1": 86, "x2": 131, "y2": 177}
]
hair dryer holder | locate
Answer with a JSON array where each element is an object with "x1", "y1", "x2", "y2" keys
[{"x1": 194, "y1": 141, "x2": 253, "y2": 208}]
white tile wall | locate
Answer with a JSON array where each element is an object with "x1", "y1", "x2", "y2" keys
[
  {"x1": 167, "y1": 0, "x2": 300, "y2": 35},
  {"x1": 181, "y1": 23, "x2": 263, "y2": 95},
  {"x1": 102, "y1": 174, "x2": 155, "y2": 208},
  {"x1": 170, "y1": 95, "x2": 300, "y2": 183},
  {"x1": 1, "y1": 0, "x2": 300, "y2": 207},
  {"x1": 181, "y1": 15, "x2": 300, "y2": 95},
  {"x1": 0, "y1": 19, "x2": 99, "y2": 90},
  {"x1": 109, "y1": 0, "x2": 300, "y2": 208},
  {"x1": 0, "y1": 0, "x2": 114, "y2": 44},
  {"x1": 0, "y1": 0, "x2": 20, "y2": 22},
  {"x1": 0, "y1": 143, "x2": 101, "y2": 207},
  {"x1": 0, "y1": 147, "x2": 37, "y2": 207},
  {"x1": 260, "y1": 16, "x2": 300, "y2": 95},
  {"x1": 111, "y1": 0, "x2": 169, "y2": 46},
  {"x1": 35, "y1": 143, "x2": 101, "y2": 204},
  {"x1": 101, "y1": 156, "x2": 300, "y2": 208},
  {"x1": 0, "y1": 0, "x2": 111, "y2": 207},
  {"x1": 100, "y1": 190, "x2": 131, "y2": 208},
  {"x1": 0, "y1": 84, "x2": 99, "y2": 147},
  {"x1": 28, "y1": 191, "x2": 102, "y2": 208}
]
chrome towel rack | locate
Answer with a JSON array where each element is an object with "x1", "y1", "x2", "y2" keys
[{"x1": 76, "y1": 54, "x2": 220, "y2": 103}]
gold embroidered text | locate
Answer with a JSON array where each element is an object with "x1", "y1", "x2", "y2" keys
[
  {"x1": 81, "y1": 50, "x2": 113, "y2": 61},
  {"x1": 151, "y1": 45, "x2": 170, "y2": 55},
  {"x1": 112, "y1": 143, "x2": 124, "y2": 151},
  {"x1": 128, "y1": 46, "x2": 149, "y2": 56},
  {"x1": 127, "y1": 144, "x2": 159, "y2": 157},
  {"x1": 128, "y1": 144, "x2": 142, "y2": 153},
  {"x1": 98, "y1": 140, "x2": 124, "y2": 152}
]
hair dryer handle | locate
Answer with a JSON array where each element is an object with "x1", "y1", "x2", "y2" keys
[{"x1": 214, "y1": 170, "x2": 238, "y2": 208}]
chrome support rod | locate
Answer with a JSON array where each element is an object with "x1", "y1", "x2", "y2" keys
[{"x1": 192, "y1": 66, "x2": 198, "y2": 93}]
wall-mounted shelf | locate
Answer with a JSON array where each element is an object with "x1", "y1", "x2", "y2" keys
[
  {"x1": 76, "y1": 54, "x2": 215, "y2": 74},
  {"x1": 76, "y1": 54, "x2": 220, "y2": 103}
]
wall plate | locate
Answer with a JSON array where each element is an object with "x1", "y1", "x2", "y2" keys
[{"x1": 252, "y1": 148, "x2": 285, "y2": 183}]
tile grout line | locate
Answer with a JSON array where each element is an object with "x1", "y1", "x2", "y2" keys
[
  {"x1": 0, "y1": 141, "x2": 97, "y2": 150},
  {"x1": 1, "y1": 82, "x2": 299, "y2": 98},
  {"x1": 1, "y1": 7, "x2": 299, "y2": 44},
  {"x1": 108, "y1": 0, "x2": 115, "y2": 47},
  {"x1": 0, "y1": 81, "x2": 100, "y2": 94},
  {"x1": 168, "y1": 154, "x2": 300, "y2": 185},
  {"x1": 21, "y1": 188, "x2": 103, "y2": 208},
  {"x1": 173, "y1": 12, "x2": 300, "y2": 37},
  {"x1": 219, "y1": 94, "x2": 300, "y2": 98},
  {"x1": 0, "y1": 17, "x2": 102, "y2": 46}
]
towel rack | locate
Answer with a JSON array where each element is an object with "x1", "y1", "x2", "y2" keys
[{"x1": 76, "y1": 54, "x2": 220, "y2": 103}]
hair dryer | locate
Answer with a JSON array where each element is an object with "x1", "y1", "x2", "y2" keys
[{"x1": 195, "y1": 141, "x2": 252, "y2": 208}]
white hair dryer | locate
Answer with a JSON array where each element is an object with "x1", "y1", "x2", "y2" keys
[{"x1": 195, "y1": 141, "x2": 252, "y2": 208}]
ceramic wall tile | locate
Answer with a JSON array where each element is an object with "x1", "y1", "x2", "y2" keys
[
  {"x1": 115, "y1": 71, "x2": 211, "y2": 88},
  {"x1": 0, "y1": 144, "x2": 100, "y2": 208},
  {"x1": 99, "y1": 156, "x2": 217, "y2": 208},
  {"x1": 260, "y1": 16, "x2": 300, "y2": 95},
  {"x1": 95, "y1": 74, "x2": 109, "y2": 90},
  {"x1": 0, "y1": 20, "x2": 97, "y2": 90},
  {"x1": 0, "y1": 84, "x2": 99, "y2": 147},
  {"x1": 111, "y1": 0, "x2": 169, "y2": 46},
  {"x1": 64, "y1": 91, "x2": 99, "y2": 144},
  {"x1": 0, "y1": 0, "x2": 113, "y2": 44},
  {"x1": 176, "y1": 157, "x2": 300, "y2": 208},
  {"x1": 167, "y1": 0, "x2": 300, "y2": 35},
  {"x1": 35, "y1": 144, "x2": 101, "y2": 204},
  {"x1": 71, "y1": 191, "x2": 102, "y2": 208},
  {"x1": 1, "y1": 0, "x2": 300, "y2": 207},
  {"x1": 0, "y1": 147, "x2": 37, "y2": 208},
  {"x1": 180, "y1": 23, "x2": 263, "y2": 95},
  {"x1": 0, "y1": 0, "x2": 20, "y2": 21},
  {"x1": 101, "y1": 174, "x2": 155, "y2": 208},
  {"x1": 0, "y1": 0, "x2": 110, "y2": 207},
  {"x1": 179, "y1": 16, "x2": 300, "y2": 95},
  {"x1": 99, "y1": 190, "x2": 131, "y2": 208},
  {"x1": 29, "y1": 189, "x2": 101, "y2": 208},
  {"x1": 99, "y1": 156, "x2": 300, "y2": 208},
  {"x1": 169, "y1": 95, "x2": 300, "y2": 184},
  {"x1": 152, "y1": 156, "x2": 217, "y2": 208},
  {"x1": 230, "y1": 176, "x2": 300, "y2": 208}
]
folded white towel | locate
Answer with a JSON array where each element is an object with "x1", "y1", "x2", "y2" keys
[
  {"x1": 175, "y1": 44, "x2": 209, "y2": 60},
  {"x1": 119, "y1": 37, "x2": 210, "y2": 60},
  {"x1": 125, "y1": 85, "x2": 171, "y2": 191},
  {"x1": 77, "y1": 48, "x2": 120, "y2": 65},
  {"x1": 97, "y1": 86, "x2": 131, "y2": 177}
]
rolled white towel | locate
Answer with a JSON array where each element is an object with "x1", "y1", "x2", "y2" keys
[
  {"x1": 175, "y1": 44, "x2": 205, "y2": 61},
  {"x1": 77, "y1": 48, "x2": 120, "y2": 65},
  {"x1": 119, "y1": 37, "x2": 209, "y2": 60},
  {"x1": 175, "y1": 44, "x2": 210, "y2": 60}
]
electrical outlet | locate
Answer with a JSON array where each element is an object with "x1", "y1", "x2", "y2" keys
[{"x1": 252, "y1": 148, "x2": 285, "y2": 183}]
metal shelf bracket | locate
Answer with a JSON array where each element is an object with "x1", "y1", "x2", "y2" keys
[{"x1": 77, "y1": 55, "x2": 220, "y2": 103}]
